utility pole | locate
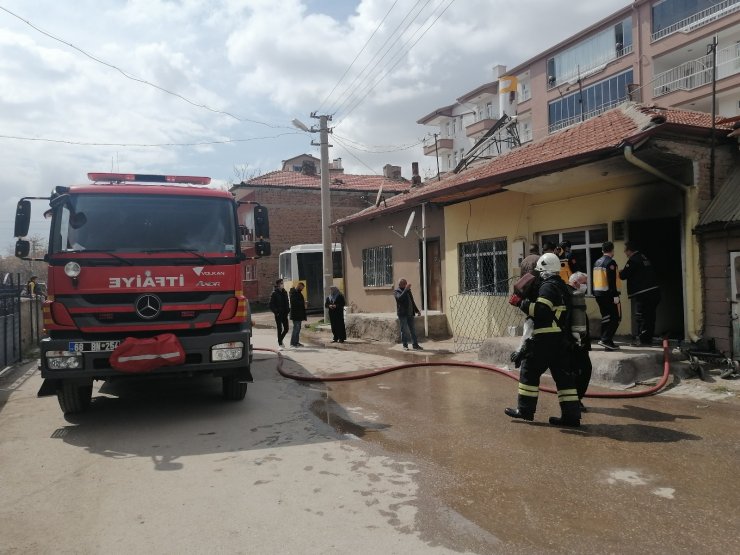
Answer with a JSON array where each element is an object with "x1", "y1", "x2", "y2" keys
[
  {"x1": 433, "y1": 133, "x2": 441, "y2": 181},
  {"x1": 311, "y1": 113, "x2": 333, "y2": 323},
  {"x1": 708, "y1": 36, "x2": 718, "y2": 198}
]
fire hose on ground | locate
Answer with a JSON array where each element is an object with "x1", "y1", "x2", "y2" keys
[{"x1": 254, "y1": 339, "x2": 671, "y2": 399}]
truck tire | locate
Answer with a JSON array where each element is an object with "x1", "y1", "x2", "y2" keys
[
  {"x1": 57, "y1": 382, "x2": 93, "y2": 414},
  {"x1": 222, "y1": 376, "x2": 248, "y2": 401}
]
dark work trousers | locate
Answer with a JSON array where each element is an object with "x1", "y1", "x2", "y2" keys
[
  {"x1": 328, "y1": 309, "x2": 346, "y2": 341},
  {"x1": 517, "y1": 334, "x2": 581, "y2": 422},
  {"x1": 274, "y1": 312, "x2": 289, "y2": 345},
  {"x1": 633, "y1": 289, "x2": 661, "y2": 344},
  {"x1": 571, "y1": 345, "x2": 593, "y2": 399},
  {"x1": 596, "y1": 296, "x2": 620, "y2": 343}
]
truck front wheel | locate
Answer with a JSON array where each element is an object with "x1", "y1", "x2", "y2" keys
[
  {"x1": 57, "y1": 382, "x2": 93, "y2": 414},
  {"x1": 222, "y1": 376, "x2": 248, "y2": 401}
]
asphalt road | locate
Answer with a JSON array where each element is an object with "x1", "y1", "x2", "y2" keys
[{"x1": 1, "y1": 328, "x2": 738, "y2": 554}]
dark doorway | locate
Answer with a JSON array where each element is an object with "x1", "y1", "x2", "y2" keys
[
  {"x1": 297, "y1": 252, "x2": 323, "y2": 313},
  {"x1": 420, "y1": 238, "x2": 442, "y2": 311},
  {"x1": 626, "y1": 217, "x2": 684, "y2": 338}
]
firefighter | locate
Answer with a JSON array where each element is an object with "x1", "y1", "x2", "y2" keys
[
  {"x1": 505, "y1": 253, "x2": 581, "y2": 427},
  {"x1": 620, "y1": 242, "x2": 661, "y2": 346},
  {"x1": 593, "y1": 241, "x2": 621, "y2": 350}
]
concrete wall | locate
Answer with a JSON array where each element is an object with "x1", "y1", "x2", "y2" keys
[
  {"x1": 19, "y1": 298, "x2": 43, "y2": 354},
  {"x1": 341, "y1": 203, "x2": 445, "y2": 314}
]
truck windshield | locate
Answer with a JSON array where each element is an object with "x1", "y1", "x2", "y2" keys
[{"x1": 49, "y1": 194, "x2": 237, "y2": 255}]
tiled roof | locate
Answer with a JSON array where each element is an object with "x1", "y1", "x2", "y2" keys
[
  {"x1": 235, "y1": 170, "x2": 409, "y2": 193},
  {"x1": 336, "y1": 102, "x2": 735, "y2": 226}
]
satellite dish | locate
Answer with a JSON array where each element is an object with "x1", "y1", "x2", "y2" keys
[
  {"x1": 403, "y1": 211, "x2": 416, "y2": 237},
  {"x1": 374, "y1": 184, "x2": 384, "y2": 208}
]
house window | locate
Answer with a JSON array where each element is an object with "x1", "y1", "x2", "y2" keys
[
  {"x1": 459, "y1": 238, "x2": 509, "y2": 294},
  {"x1": 447, "y1": 154, "x2": 452, "y2": 169},
  {"x1": 486, "y1": 102, "x2": 494, "y2": 118},
  {"x1": 548, "y1": 70, "x2": 633, "y2": 132},
  {"x1": 651, "y1": 0, "x2": 724, "y2": 35},
  {"x1": 446, "y1": 121, "x2": 452, "y2": 137},
  {"x1": 539, "y1": 226, "x2": 608, "y2": 294},
  {"x1": 362, "y1": 245, "x2": 393, "y2": 287}
]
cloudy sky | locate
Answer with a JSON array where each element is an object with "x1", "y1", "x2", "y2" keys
[{"x1": 0, "y1": 0, "x2": 629, "y2": 247}]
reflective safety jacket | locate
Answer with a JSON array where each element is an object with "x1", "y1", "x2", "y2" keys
[
  {"x1": 519, "y1": 275, "x2": 572, "y2": 336},
  {"x1": 592, "y1": 254, "x2": 621, "y2": 297}
]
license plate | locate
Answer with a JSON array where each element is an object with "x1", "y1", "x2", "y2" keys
[{"x1": 68, "y1": 341, "x2": 120, "y2": 353}]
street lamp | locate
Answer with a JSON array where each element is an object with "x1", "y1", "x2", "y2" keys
[{"x1": 293, "y1": 114, "x2": 333, "y2": 323}]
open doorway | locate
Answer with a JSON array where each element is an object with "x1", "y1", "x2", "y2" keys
[{"x1": 626, "y1": 217, "x2": 684, "y2": 339}]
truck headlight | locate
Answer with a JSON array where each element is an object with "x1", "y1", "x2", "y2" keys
[
  {"x1": 64, "y1": 261, "x2": 81, "y2": 278},
  {"x1": 45, "y1": 350, "x2": 83, "y2": 369},
  {"x1": 211, "y1": 341, "x2": 243, "y2": 362}
]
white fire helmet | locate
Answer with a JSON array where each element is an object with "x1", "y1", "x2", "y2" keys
[{"x1": 535, "y1": 253, "x2": 561, "y2": 273}]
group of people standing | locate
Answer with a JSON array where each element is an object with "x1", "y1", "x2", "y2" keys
[
  {"x1": 507, "y1": 239, "x2": 661, "y2": 427},
  {"x1": 269, "y1": 279, "x2": 347, "y2": 349}
]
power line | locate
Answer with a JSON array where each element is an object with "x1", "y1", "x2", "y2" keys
[
  {"x1": 0, "y1": 4, "x2": 294, "y2": 130},
  {"x1": 337, "y1": 0, "x2": 457, "y2": 125},
  {"x1": 333, "y1": 133, "x2": 422, "y2": 153},
  {"x1": 0, "y1": 131, "x2": 303, "y2": 148},
  {"x1": 332, "y1": 136, "x2": 380, "y2": 175},
  {"x1": 325, "y1": 0, "x2": 430, "y2": 116},
  {"x1": 316, "y1": 0, "x2": 399, "y2": 114}
]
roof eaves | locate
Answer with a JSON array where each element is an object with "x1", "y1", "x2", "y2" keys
[{"x1": 416, "y1": 104, "x2": 457, "y2": 125}]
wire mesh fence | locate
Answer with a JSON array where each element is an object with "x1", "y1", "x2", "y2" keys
[{"x1": 448, "y1": 276, "x2": 525, "y2": 353}]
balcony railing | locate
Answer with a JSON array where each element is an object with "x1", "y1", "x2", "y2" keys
[
  {"x1": 548, "y1": 98, "x2": 625, "y2": 134},
  {"x1": 653, "y1": 43, "x2": 740, "y2": 97},
  {"x1": 548, "y1": 45, "x2": 634, "y2": 89},
  {"x1": 651, "y1": 0, "x2": 740, "y2": 42},
  {"x1": 423, "y1": 138, "x2": 454, "y2": 156}
]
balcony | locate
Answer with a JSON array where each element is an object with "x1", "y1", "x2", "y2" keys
[
  {"x1": 548, "y1": 45, "x2": 633, "y2": 89},
  {"x1": 653, "y1": 43, "x2": 740, "y2": 97},
  {"x1": 423, "y1": 138, "x2": 453, "y2": 156},
  {"x1": 652, "y1": 0, "x2": 740, "y2": 42},
  {"x1": 465, "y1": 118, "x2": 500, "y2": 138}
]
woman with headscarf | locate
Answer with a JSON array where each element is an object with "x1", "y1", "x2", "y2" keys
[{"x1": 325, "y1": 286, "x2": 347, "y2": 343}]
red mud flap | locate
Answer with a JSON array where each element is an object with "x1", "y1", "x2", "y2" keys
[{"x1": 110, "y1": 334, "x2": 186, "y2": 373}]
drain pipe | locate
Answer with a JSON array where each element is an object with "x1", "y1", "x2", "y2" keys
[
  {"x1": 623, "y1": 144, "x2": 700, "y2": 342},
  {"x1": 422, "y1": 202, "x2": 429, "y2": 337}
]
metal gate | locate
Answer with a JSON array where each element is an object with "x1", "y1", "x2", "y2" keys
[{"x1": 0, "y1": 274, "x2": 22, "y2": 367}]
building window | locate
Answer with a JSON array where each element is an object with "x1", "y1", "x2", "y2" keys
[
  {"x1": 546, "y1": 16, "x2": 633, "y2": 87},
  {"x1": 652, "y1": 0, "x2": 725, "y2": 35},
  {"x1": 486, "y1": 102, "x2": 494, "y2": 119},
  {"x1": 362, "y1": 245, "x2": 393, "y2": 287},
  {"x1": 539, "y1": 226, "x2": 608, "y2": 294},
  {"x1": 447, "y1": 154, "x2": 452, "y2": 169},
  {"x1": 446, "y1": 121, "x2": 451, "y2": 137},
  {"x1": 459, "y1": 238, "x2": 509, "y2": 294},
  {"x1": 548, "y1": 70, "x2": 633, "y2": 132}
]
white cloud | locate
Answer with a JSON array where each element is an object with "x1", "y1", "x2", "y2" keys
[{"x1": 0, "y1": 0, "x2": 632, "y2": 250}]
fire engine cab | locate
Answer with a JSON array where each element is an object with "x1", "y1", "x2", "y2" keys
[{"x1": 14, "y1": 173, "x2": 270, "y2": 415}]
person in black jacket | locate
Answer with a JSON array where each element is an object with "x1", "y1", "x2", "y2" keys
[
  {"x1": 268, "y1": 279, "x2": 290, "y2": 348},
  {"x1": 289, "y1": 283, "x2": 307, "y2": 347},
  {"x1": 325, "y1": 286, "x2": 346, "y2": 343},
  {"x1": 393, "y1": 278, "x2": 422, "y2": 351},
  {"x1": 505, "y1": 253, "x2": 581, "y2": 427},
  {"x1": 620, "y1": 242, "x2": 661, "y2": 346}
]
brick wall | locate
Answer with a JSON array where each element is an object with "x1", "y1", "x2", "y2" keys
[{"x1": 237, "y1": 186, "x2": 374, "y2": 303}]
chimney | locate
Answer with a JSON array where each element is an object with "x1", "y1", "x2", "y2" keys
[
  {"x1": 491, "y1": 64, "x2": 507, "y2": 80},
  {"x1": 329, "y1": 157, "x2": 344, "y2": 174},
  {"x1": 383, "y1": 164, "x2": 402, "y2": 179},
  {"x1": 411, "y1": 162, "x2": 422, "y2": 187}
]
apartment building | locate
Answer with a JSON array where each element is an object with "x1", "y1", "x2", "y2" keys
[{"x1": 419, "y1": 0, "x2": 740, "y2": 174}]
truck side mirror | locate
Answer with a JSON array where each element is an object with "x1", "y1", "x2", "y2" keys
[
  {"x1": 14, "y1": 200, "x2": 31, "y2": 237},
  {"x1": 15, "y1": 240, "x2": 30, "y2": 258},
  {"x1": 255, "y1": 240, "x2": 271, "y2": 257},
  {"x1": 254, "y1": 206, "x2": 269, "y2": 239}
]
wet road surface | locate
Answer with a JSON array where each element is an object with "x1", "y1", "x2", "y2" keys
[{"x1": 315, "y1": 364, "x2": 740, "y2": 554}]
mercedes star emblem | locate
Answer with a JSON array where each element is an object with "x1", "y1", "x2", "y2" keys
[{"x1": 135, "y1": 294, "x2": 162, "y2": 320}]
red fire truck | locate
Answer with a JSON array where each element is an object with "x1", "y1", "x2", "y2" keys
[{"x1": 14, "y1": 173, "x2": 270, "y2": 415}]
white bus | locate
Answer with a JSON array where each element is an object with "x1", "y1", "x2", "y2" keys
[{"x1": 278, "y1": 243, "x2": 343, "y2": 312}]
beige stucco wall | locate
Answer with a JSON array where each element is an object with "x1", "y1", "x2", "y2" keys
[
  {"x1": 444, "y1": 178, "x2": 693, "y2": 338},
  {"x1": 341, "y1": 204, "x2": 445, "y2": 314}
]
